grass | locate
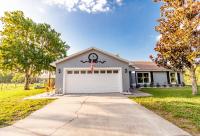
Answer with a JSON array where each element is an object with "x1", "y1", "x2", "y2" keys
[
  {"x1": 0, "y1": 84, "x2": 54, "y2": 127},
  {"x1": 129, "y1": 86, "x2": 200, "y2": 136}
]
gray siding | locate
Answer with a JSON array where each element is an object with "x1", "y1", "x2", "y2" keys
[
  {"x1": 55, "y1": 49, "x2": 130, "y2": 93},
  {"x1": 130, "y1": 72, "x2": 137, "y2": 87},
  {"x1": 179, "y1": 72, "x2": 184, "y2": 84}
]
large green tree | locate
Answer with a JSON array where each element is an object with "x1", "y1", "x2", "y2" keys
[
  {"x1": 152, "y1": 0, "x2": 200, "y2": 95},
  {"x1": 0, "y1": 11, "x2": 69, "y2": 90}
]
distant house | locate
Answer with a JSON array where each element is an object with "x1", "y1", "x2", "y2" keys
[
  {"x1": 51, "y1": 47, "x2": 184, "y2": 94},
  {"x1": 39, "y1": 71, "x2": 56, "y2": 79}
]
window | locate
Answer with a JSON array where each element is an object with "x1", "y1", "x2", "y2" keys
[
  {"x1": 67, "y1": 71, "x2": 73, "y2": 74},
  {"x1": 107, "y1": 70, "x2": 112, "y2": 74},
  {"x1": 137, "y1": 73, "x2": 150, "y2": 84},
  {"x1": 87, "y1": 71, "x2": 92, "y2": 74},
  {"x1": 81, "y1": 70, "x2": 86, "y2": 74},
  {"x1": 94, "y1": 70, "x2": 99, "y2": 74},
  {"x1": 113, "y1": 70, "x2": 118, "y2": 74},
  {"x1": 170, "y1": 72, "x2": 177, "y2": 84},
  {"x1": 100, "y1": 70, "x2": 106, "y2": 74},
  {"x1": 74, "y1": 71, "x2": 79, "y2": 74}
]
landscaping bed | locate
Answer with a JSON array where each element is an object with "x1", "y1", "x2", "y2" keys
[
  {"x1": 0, "y1": 84, "x2": 54, "y2": 127},
  {"x1": 129, "y1": 87, "x2": 200, "y2": 136}
]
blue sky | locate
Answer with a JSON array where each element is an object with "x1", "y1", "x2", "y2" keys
[{"x1": 0, "y1": 0, "x2": 161, "y2": 61}]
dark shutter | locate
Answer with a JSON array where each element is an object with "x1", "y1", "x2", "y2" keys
[
  {"x1": 167, "y1": 71, "x2": 170, "y2": 84},
  {"x1": 150, "y1": 72, "x2": 154, "y2": 84},
  {"x1": 129, "y1": 71, "x2": 132, "y2": 88},
  {"x1": 177, "y1": 73, "x2": 181, "y2": 84},
  {"x1": 135, "y1": 72, "x2": 138, "y2": 87}
]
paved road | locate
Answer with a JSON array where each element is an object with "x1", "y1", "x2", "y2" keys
[{"x1": 0, "y1": 93, "x2": 191, "y2": 136}]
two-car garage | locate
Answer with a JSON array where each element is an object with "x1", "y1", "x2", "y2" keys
[
  {"x1": 63, "y1": 68, "x2": 123, "y2": 93},
  {"x1": 53, "y1": 47, "x2": 131, "y2": 94}
]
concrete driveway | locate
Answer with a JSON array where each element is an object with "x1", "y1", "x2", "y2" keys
[{"x1": 0, "y1": 93, "x2": 191, "y2": 136}]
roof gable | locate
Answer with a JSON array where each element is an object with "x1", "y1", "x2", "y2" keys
[{"x1": 51, "y1": 47, "x2": 129, "y2": 66}]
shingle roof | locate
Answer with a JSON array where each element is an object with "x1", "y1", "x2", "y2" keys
[{"x1": 129, "y1": 61, "x2": 171, "y2": 71}]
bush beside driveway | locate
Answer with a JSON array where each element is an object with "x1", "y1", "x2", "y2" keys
[
  {"x1": 0, "y1": 84, "x2": 54, "y2": 127},
  {"x1": 130, "y1": 87, "x2": 200, "y2": 136}
]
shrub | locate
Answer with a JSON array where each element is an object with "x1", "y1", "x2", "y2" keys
[
  {"x1": 182, "y1": 82, "x2": 185, "y2": 87},
  {"x1": 136, "y1": 84, "x2": 141, "y2": 88},
  {"x1": 156, "y1": 83, "x2": 160, "y2": 87},
  {"x1": 150, "y1": 82, "x2": 154, "y2": 87}
]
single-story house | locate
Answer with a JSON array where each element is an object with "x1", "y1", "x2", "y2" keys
[{"x1": 51, "y1": 47, "x2": 184, "y2": 94}]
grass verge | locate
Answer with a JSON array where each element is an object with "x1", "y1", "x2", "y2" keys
[
  {"x1": 129, "y1": 87, "x2": 200, "y2": 136},
  {"x1": 0, "y1": 84, "x2": 54, "y2": 127}
]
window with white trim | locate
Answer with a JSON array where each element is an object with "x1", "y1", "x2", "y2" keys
[
  {"x1": 170, "y1": 72, "x2": 177, "y2": 84},
  {"x1": 80, "y1": 70, "x2": 86, "y2": 74},
  {"x1": 87, "y1": 70, "x2": 92, "y2": 74},
  {"x1": 67, "y1": 71, "x2": 73, "y2": 74},
  {"x1": 113, "y1": 70, "x2": 118, "y2": 74},
  {"x1": 74, "y1": 71, "x2": 79, "y2": 74},
  {"x1": 94, "y1": 70, "x2": 99, "y2": 74},
  {"x1": 100, "y1": 70, "x2": 106, "y2": 74},
  {"x1": 137, "y1": 72, "x2": 150, "y2": 84},
  {"x1": 107, "y1": 70, "x2": 112, "y2": 74}
]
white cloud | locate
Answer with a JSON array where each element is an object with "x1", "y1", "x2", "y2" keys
[
  {"x1": 43, "y1": 0, "x2": 123, "y2": 13},
  {"x1": 79, "y1": 4, "x2": 91, "y2": 13},
  {"x1": 116, "y1": 0, "x2": 123, "y2": 5},
  {"x1": 0, "y1": 0, "x2": 49, "y2": 23},
  {"x1": 156, "y1": 35, "x2": 162, "y2": 41},
  {"x1": 44, "y1": 0, "x2": 79, "y2": 12},
  {"x1": 38, "y1": 7, "x2": 46, "y2": 14},
  {"x1": 91, "y1": 0, "x2": 109, "y2": 12}
]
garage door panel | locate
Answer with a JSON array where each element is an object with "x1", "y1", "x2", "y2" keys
[{"x1": 65, "y1": 69, "x2": 122, "y2": 93}]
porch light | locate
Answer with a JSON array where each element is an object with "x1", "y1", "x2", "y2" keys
[
  {"x1": 125, "y1": 68, "x2": 128, "y2": 73},
  {"x1": 58, "y1": 68, "x2": 61, "y2": 74}
]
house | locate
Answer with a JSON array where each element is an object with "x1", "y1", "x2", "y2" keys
[{"x1": 51, "y1": 47, "x2": 184, "y2": 94}]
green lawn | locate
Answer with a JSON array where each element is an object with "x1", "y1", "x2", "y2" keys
[
  {"x1": 0, "y1": 84, "x2": 54, "y2": 127},
  {"x1": 130, "y1": 87, "x2": 200, "y2": 136}
]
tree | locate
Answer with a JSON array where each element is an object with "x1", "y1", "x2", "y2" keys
[
  {"x1": 152, "y1": 0, "x2": 200, "y2": 95},
  {"x1": 0, "y1": 70, "x2": 13, "y2": 83},
  {"x1": 0, "y1": 11, "x2": 69, "y2": 90},
  {"x1": 184, "y1": 66, "x2": 200, "y2": 85},
  {"x1": 11, "y1": 73, "x2": 24, "y2": 84}
]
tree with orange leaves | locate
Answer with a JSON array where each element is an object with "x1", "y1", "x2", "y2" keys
[{"x1": 152, "y1": 0, "x2": 200, "y2": 95}]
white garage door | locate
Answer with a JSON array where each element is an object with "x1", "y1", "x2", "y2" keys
[{"x1": 64, "y1": 68, "x2": 122, "y2": 93}]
